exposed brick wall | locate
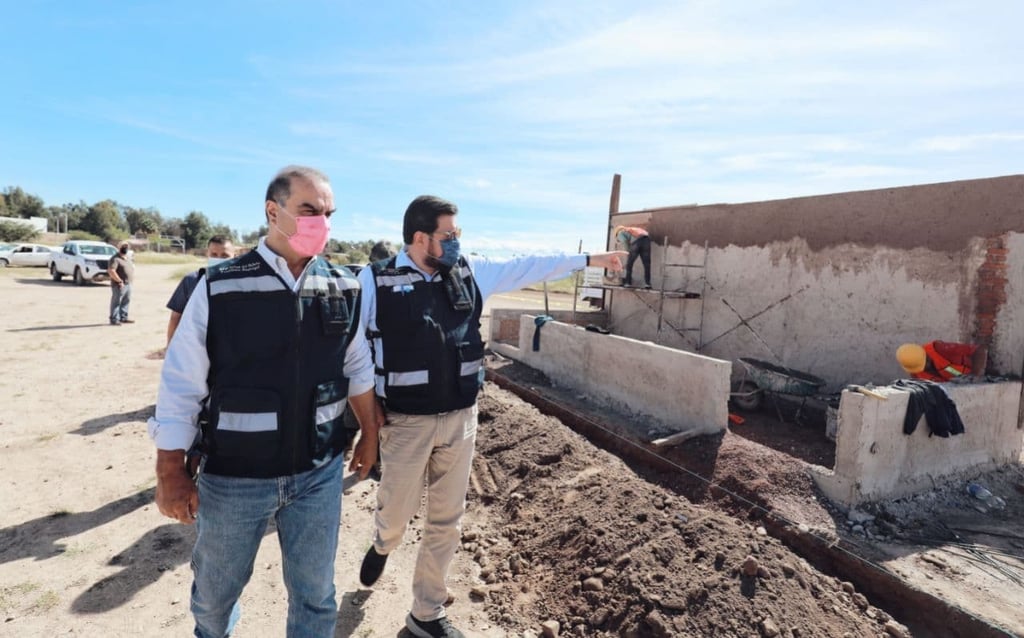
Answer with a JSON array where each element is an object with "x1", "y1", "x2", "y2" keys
[{"x1": 975, "y1": 234, "x2": 1009, "y2": 348}]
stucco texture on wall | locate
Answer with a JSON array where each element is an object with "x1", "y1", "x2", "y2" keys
[
  {"x1": 639, "y1": 175, "x2": 1024, "y2": 253},
  {"x1": 607, "y1": 175, "x2": 1024, "y2": 387}
]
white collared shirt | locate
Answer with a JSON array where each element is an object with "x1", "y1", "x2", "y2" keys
[{"x1": 147, "y1": 238, "x2": 375, "y2": 451}]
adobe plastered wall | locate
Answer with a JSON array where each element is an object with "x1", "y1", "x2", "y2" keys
[
  {"x1": 810, "y1": 381, "x2": 1024, "y2": 506},
  {"x1": 490, "y1": 315, "x2": 731, "y2": 437},
  {"x1": 607, "y1": 175, "x2": 1024, "y2": 389}
]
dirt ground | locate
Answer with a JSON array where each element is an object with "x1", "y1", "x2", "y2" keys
[
  {"x1": 485, "y1": 358, "x2": 1024, "y2": 637},
  {"x1": 1, "y1": 262, "x2": 1020, "y2": 637}
]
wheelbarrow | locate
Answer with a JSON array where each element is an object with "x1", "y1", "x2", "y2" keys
[{"x1": 730, "y1": 357, "x2": 828, "y2": 424}]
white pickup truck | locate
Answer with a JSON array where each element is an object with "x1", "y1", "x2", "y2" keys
[{"x1": 48, "y1": 240, "x2": 119, "y2": 285}]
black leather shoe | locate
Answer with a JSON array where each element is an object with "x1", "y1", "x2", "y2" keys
[
  {"x1": 359, "y1": 546, "x2": 388, "y2": 586},
  {"x1": 406, "y1": 613, "x2": 465, "y2": 638}
]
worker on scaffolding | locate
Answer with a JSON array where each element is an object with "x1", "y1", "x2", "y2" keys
[
  {"x1": 614, "y1": 224, "x2": 652, "y2": 289},
  {"x1": 896, "y1": 341, "x2": 988, "y2": 381}
]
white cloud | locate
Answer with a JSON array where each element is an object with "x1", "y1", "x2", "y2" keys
[{"x1": 916, "y1": 133, "x2": 1024, "y2": 152}]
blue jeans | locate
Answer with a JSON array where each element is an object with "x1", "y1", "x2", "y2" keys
[
  {"x1": 109, "y1": 283, "x2": 131, "y2": 323},
  {"x1": 191, "y1": 456, "x2": 344, "y2": 638}
]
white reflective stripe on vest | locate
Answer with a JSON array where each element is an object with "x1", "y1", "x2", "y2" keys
[
  {"x1": 217, "y1": 411, "x2": 278, "y2": 432},
  {"x1": 377, "y1": 273, "x2": 424, "y2": 287},
  {"x1": 315, "y1": 397, "x2": 347, "y2": 425},
  {"x1": 209, "y1": 275, "x2": 287, "y2": 296},
  {"x1": 305, "y1": 273, "x2": 359, "y2": 292},
  {"x1": 460, "y1": 359, "x2": 483, "y2": 376},
  {"x1": 388, "y1": 370, "x2": 429, "y2": 386}
]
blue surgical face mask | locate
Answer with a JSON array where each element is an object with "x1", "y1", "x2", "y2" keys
[
  {"x1": 207, "y1": 257, "x2": 228, "y2": 269},
  {"x1": 436, "y1": 237, "x2": 461, "y2": 269}
]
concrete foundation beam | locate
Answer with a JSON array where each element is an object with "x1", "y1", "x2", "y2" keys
[
  {"x1": 491, "y1": 315, "x2": 731, "y2": 437},
  {"x1": 811, "y1": 381, "x2": 1024, "y2": 506}
]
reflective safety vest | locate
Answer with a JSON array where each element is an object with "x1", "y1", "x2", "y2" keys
[
  {"x1": 203, "y1": 251, "x2": 360, "y2": 478},
  {"x1": 917, "y1": 341, "x2": 971, "y2": 382},
  {"x1": 369, "y1": 257, "x2": 484, "y2": 414}
]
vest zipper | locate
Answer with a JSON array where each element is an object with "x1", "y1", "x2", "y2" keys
[{"x1": 291, "y1": 279, "x2": 304, "y2": 474}]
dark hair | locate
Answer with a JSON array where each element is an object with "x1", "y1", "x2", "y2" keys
[
  {"x1": 207, "y1": 235, "x2": 230, "y2": 246},
  {"x1": 369, "y1": 240, "x2": 395, "y2": 262},
  {"x1": 265, "y1": 165, "x2": 330, "y2": 206},
  {"x1": 402, "y1": 195, "x2": 458, "y2": 245}
]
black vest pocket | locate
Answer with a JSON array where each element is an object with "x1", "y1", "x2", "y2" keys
[
  {"x1": 318, "y1": 292, "x2": 351, "y2": 336},
  {"x1": 312, "y1": 380, "x2": 350, "y2": 458},
  {"x1": 209, "y1": 387, "x2": 281, "y2": 458}
]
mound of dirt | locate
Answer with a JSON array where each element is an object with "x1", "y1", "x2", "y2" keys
[{"x1": 463, "y1": 387, "x2": 909, "y2": 637}]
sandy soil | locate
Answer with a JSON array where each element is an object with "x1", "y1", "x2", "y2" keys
[{"x1": 1, "y1": 261, "x2": 1018, "y2": 637}]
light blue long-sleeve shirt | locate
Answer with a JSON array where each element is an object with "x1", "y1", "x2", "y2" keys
[{"x1": 357, "y1": 249, "x2": 587, "y2": 395}]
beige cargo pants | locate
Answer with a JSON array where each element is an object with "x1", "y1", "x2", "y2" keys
[{"x1": 372, "y1": 404, "x2": 478, "y2": 621}]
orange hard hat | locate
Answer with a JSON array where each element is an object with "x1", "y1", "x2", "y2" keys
[{"x1": 896, "y1": 343, "x2": 927, "y2": 373}]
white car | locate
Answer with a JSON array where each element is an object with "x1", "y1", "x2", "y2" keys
[
  {"x1": 49, "y1": 241, "x2": 120, "y2": 285},
  {"x1": 0, "y1": 243, "x2": 58, "y2": 267}
]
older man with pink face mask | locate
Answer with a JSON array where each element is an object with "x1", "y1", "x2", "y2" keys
[{"x1": 148, "y1": 165, "x2": 382, "y2": 637}]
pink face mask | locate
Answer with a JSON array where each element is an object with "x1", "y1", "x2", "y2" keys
[{"x1": 276, "y1": 208, "x2": 330, "y2": 257}]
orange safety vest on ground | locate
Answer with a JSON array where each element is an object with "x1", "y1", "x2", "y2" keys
[{"x1": 912, "y1": 341, "x2": 973, "y2": 381}]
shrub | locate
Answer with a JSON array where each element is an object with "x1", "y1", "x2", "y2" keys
[{"x1": 0, "y1": 220, "x2": 40, "y2": 242}]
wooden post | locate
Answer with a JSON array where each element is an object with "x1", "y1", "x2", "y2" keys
[{"x1": 609, "y1": 174, "x2": 621, "y2": 216}]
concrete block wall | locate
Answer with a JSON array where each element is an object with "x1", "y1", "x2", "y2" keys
[
  {"x1": 489, "y1": 308, "x2": 607, "y2": 347},
  {"x1": 491, "y1": 315, "x2": 731, "y2": 437},
  {"x1": 810, "y1": 381, "x2": 1024, "y2": 506}
]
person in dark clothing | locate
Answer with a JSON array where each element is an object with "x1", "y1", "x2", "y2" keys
[
  {"x1": 107, "y1": 242, "x2": 135, "y2": 325},
  {"x1": 165, "y1": 235, "x2": 236, "y2": 345},
  {"x1": 614, "y1": 225, "x2": 652, "y2": 288}
]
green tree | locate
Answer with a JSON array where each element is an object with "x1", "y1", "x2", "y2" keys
[
  {"x1": 182, "y1": 211, "x2": 212, "y2": 249},
  {"x1": 124, "y1": 206, "x2": 161, "y2": 234},
  {"x1": 159, "y1": 217, "x2": 184, "y2": 238},
  {"x1": 81, "y1": 200, "x2": 127, "y2": 242},
  {"x1": 0, "y1": 220, "x2": 40, "y2": 242},
  {"x1": 51, "y1": 201, "x2": 89, "y2": 232},
  {"x1": 241, "y1": 225, "x2": 267, "y2": 244},
  {"x1": 1, "y1": 187, "x2": 46, "y2": 219},
  {"x1": 209, "y1": 223, "x2": 237, "y2": 243}
]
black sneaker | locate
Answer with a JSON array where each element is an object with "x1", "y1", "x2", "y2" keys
[
  {"x1": 359, "y1": 546, "x2": 388, "y2": 586},
  {"x1": 406, "y1": 613, "x2": 465, "y2": 638}
]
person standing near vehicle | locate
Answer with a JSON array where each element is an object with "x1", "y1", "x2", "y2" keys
[
  {"x1": 613, "y1": 224, "x2": 652, "y2": 288},
  {"x1": 148, "y1": 165, "x2": 382, "y2": 637},
  {"x1": 356, "y1": 195, "x2": 626, "y2": 638},
  {"x1": 165, "y1": 235, "x2": 237, "y2": 345},
  {"x1": 107, "y1": 242, "x2": 135, "y2": 325}
]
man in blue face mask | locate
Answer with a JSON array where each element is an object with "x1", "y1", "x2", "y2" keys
[
  {"x1": 355, "y1": 195, "x2": 627, "y2": 638},
  {"x1": 165, "y1": 235, "x2": 236, "y2": 346}
]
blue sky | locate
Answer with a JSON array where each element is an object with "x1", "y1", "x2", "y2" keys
[{"x1": 2, "y1": 1, "x2": 1021, "y2": 255}]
